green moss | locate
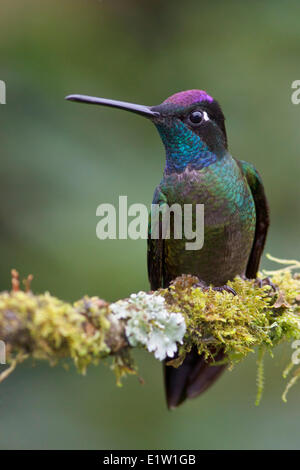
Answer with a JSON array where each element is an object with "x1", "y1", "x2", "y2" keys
[
  {"x1": 255, "y1": 348, "x2": 265, "y2": 406},
  {"x1": 161, "y1": 267, "x2": 300, "y2": 402},
  {"x1": 111, "y1": 350, "x2": 137, "y2": 387},
  {"x1": 0, "y1": 291, "x2": 111, "y2": 374}
]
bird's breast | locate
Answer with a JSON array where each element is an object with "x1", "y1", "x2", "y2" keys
[{"x1": 159, "y1": 159, "x2": 256, "y2": 285}]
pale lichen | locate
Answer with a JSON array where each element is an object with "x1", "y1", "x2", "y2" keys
[{"x1": 111, "y1": 292, "x2": 186, "y2": 360}]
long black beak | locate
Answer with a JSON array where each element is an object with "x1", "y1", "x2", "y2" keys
[{"x1": 65, "y1": 94, "x2": 159, "y2": 118}]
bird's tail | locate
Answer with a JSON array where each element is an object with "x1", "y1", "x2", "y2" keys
[{"x1": 164, "y1": 347, "x2": 226, "y2": 409}]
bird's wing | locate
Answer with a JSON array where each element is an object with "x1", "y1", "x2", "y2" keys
[
  {"x1": 239, "y1": 160, "x2": 270, "y2": 278},
  {"x1": 147, "y1": 187, "x2": 168, "y2": 290}
]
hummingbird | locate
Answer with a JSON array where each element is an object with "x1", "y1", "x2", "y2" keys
[{"x1": 66, "y1": 89, "x2": 269, "y2": 408}]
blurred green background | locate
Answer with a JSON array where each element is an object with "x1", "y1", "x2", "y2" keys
[{"x1": 0, "y1": 0, "x2": 300, "y2": 450}]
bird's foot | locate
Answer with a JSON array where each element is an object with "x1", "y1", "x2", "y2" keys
[
  {"x1": 239, "y1": 274, "x2": 277, "y2": 292},
  {"x1": 192, "y1": 279, "x2": 208, "y2": 290},
  {"x1": 193, "y1": 280, "x2": 237, "y2": 296},
  {"x1": 254, "y1": 276, "x2": 277, "y2": 291},
  {"x1": 210, "y1": 285, "x2": 237, "y2": 296}
]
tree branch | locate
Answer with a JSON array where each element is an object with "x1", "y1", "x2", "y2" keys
[{"x1": 0, "y1": 256, "x2": 300, "y2": 402}]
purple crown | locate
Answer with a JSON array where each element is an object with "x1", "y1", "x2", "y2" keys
[{"x1": 163, "y1": 89, "x2": 213, "y2": 106}]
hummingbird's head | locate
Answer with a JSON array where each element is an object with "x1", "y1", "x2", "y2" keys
[
  {"x1": 151, "y1": 90, "x2": 227, "y2": 171},
  {"x1": 66, "y1": 89, "x2": 227, "y2": 173}
]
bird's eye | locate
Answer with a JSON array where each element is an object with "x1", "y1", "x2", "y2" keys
[{"x1": 188, "y1": 110, "x2": 203, "y2": 126}]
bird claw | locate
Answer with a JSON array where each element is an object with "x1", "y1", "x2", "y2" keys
[
  {"x1": 192, "y1": 280, "x2": 208, "y2": 290},
  {"x1": 211, "y1": 285, "x2": 237, "y2": 296},
  {"x1": 193, "y1": 280, "x2": 237, "y2": 296},
  {"x1": 254, "y1": 276, "x2": 277, "y2": 291}
]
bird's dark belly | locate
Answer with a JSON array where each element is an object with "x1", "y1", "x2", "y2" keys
[
  {"x1": 161, "y1": 170, "x2": 256, "y2": 286},
  {"x1": 164, "y1": 217, "x2": 255, "y2": 285}
]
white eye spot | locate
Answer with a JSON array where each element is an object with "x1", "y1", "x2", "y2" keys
[{"x1": 203, "y1": 111, "x2": 209, "y2": 121}]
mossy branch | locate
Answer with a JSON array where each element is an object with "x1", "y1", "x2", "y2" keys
[{"x1": 0, "y1": 256, "x2": 300, "y2": 403}]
